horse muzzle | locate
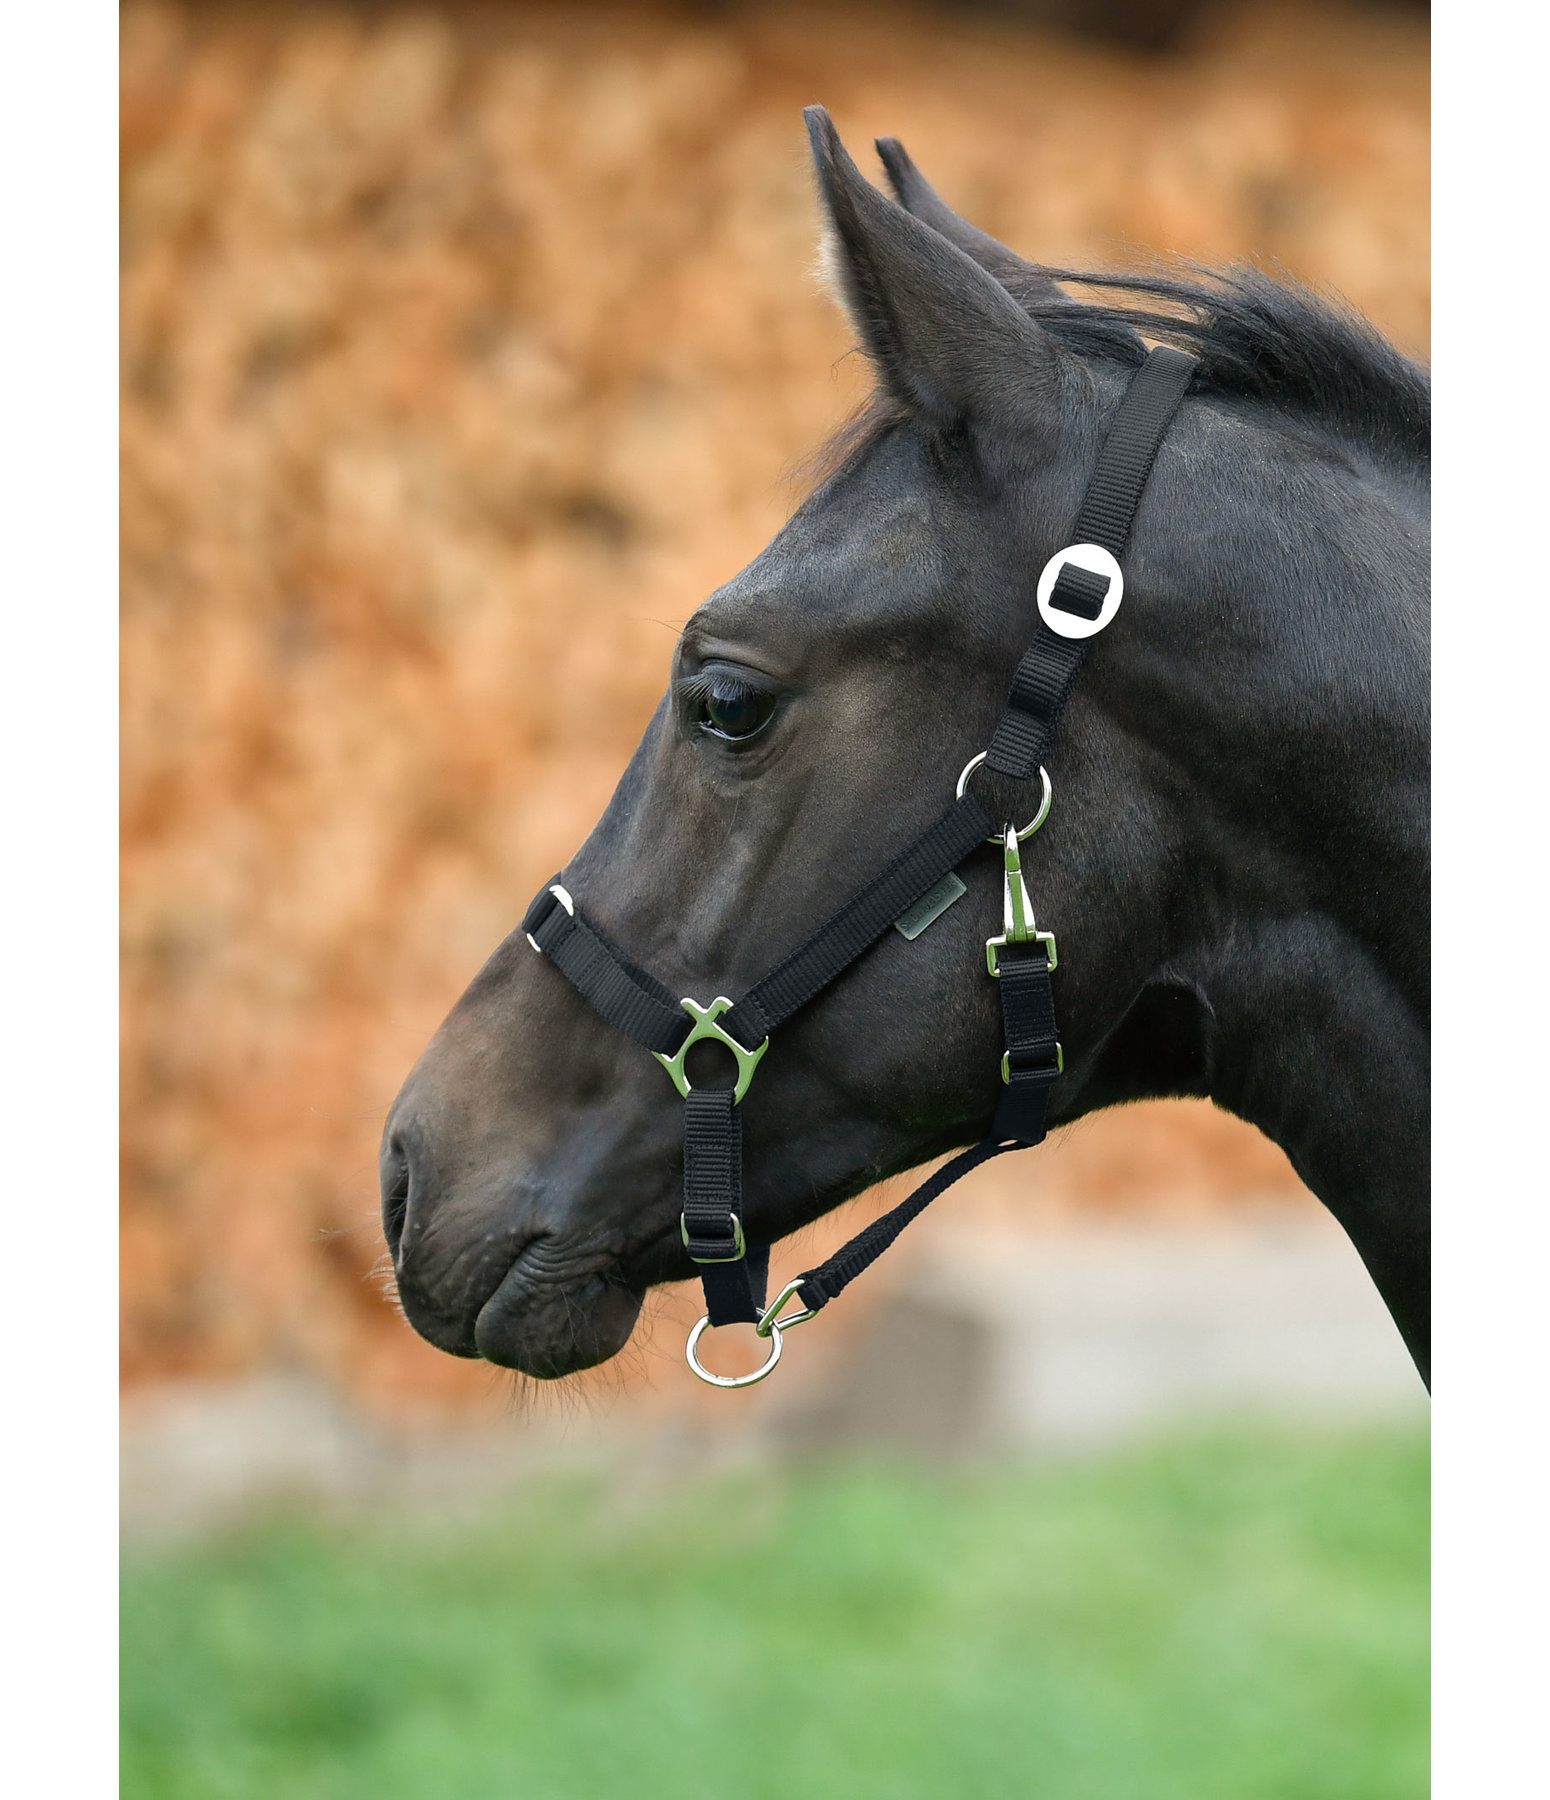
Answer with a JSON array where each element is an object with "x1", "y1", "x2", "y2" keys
[{"x1": 381, "y1": 1106, "x2": 664, "y2": 1377}]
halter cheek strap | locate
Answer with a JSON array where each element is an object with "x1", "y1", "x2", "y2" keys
[{"x1": 522, "y1": 345, "x2": 1197, "y2": 1386}]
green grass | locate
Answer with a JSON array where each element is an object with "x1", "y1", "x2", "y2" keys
[{"x1": 121, "y1": 1427, "x2": 1428, "y2": 1800}]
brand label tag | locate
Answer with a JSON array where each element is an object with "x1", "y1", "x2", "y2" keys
[{"x1": 893, "y1": 872, "x2": 968, "y2": 941}]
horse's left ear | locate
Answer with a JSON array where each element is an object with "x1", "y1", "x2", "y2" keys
[{"x1": 806, "y1": 106, "x2": 1070, "y2": 428}]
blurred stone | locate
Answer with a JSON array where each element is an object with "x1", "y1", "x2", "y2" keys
[
  {"x1": 120, "y1": 1370, "x2": 623, "y2": 1542},
  {"x1": 778, "y1": 1213, "x2": 1428, "y2": 1457},
  {"x1": 121, "y1": 1374, "x2": 392, "y2": 1541},
  {"x1": 123, "y1": 1213, "x2": 1427, "y2": 1539}
]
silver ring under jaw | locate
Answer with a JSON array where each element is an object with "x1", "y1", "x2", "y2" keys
[
  {"x1": 685, "y1": 1314, "x2": 784, "y2": 1388},
  {"x1": 683, "y1": 1277, "x2": 818, "y2": 1388}
]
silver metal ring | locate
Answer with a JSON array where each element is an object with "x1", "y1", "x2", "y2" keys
[
  {"x1": 956, "y1": 754, "x2": 1054, "y2": 844},
  {"x1": 685, "y1": 1315, "x2": 784, "y2": 1388}
]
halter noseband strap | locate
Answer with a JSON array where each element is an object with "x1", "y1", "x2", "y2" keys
[{"x1": 522, "y1": 345, "x2": 1197, "y2": 1386}]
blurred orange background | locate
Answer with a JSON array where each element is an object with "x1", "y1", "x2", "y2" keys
[{"x1": 120, "y1": 0, "x2": 1428, "y2": 1415}]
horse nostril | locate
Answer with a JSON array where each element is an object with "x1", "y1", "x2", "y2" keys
[{"x1": 381, "y1": 1135, "x2": 411, "y2": 1260}]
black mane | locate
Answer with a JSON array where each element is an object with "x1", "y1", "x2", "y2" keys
[
  {"x1": 820, "y1": 260, "x2": 1429, "y2": 472},
  {"x1": 1027, "y1": 261, "x2": 1429, "y2": 463}
]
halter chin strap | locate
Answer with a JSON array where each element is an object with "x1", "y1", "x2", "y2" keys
[{"x1": 522, "y1": 345, "x2": 1197, "y2": 1385}]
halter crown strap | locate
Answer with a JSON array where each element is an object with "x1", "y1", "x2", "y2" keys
[
  {"x1": 522, "y1": 346, "x2": 1197, "y2": 1361},
  {"x1": 984, "y1": 345, "x2": 1197, "y2": 782}
]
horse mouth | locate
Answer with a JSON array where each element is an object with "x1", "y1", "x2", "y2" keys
[
  {"x1": 468, "y1": 1241, "x2": 649, "y2": 1379},
  {"x1": 383, "y1": 1130, "x2": 657, "y2": 1377}
]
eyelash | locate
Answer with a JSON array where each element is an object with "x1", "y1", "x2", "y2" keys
[
  {"x1": 678, "y1": 671, "x2": 767, "y2": 706},
  {"x1": 677, "y1": 669, "x2": 779, "y2": 742}
]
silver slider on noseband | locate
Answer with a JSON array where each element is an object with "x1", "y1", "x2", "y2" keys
[{"x1": 680, "y1": 1211, "x2": 746, "y2": 1262}]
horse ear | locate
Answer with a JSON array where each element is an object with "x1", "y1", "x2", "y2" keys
[
  {"x1": 873, "y1": 136, "x2": 1063, "y2": 306},
  {"x1": 805, "y1": 106, "x2": 1067, "y2": 427}
]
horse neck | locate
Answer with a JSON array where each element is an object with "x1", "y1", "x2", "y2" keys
[
  {"x1": 1089, "y1": 416, "x2": 1429, "y2": 1373},
  {"x1": 1111, "y1": 409, "x2": 1429, "y2": 996}
]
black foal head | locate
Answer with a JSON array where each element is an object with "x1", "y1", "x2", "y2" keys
[{"x1": 381, "y1": 109, "x2": 1427, "y2": 1378}]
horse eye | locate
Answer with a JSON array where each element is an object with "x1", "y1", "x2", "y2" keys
[{"x1": 694, "y1": 675, "x2": 776, "y2": 742}]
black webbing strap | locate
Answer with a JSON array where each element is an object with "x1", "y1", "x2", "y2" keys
[
  {"x1": 522, "y1": 885, "x2": 689, "y2": 1057},
  {"x1": 681, "y1": 1089, "x2": 769, "y2": 1324},
  {"x1": 1064, "y1": 345, "x2": 1198, "y2": 550},
  {"x1": 1045, "y1": 564, "x2": 1109, "y2": 621},
  {"x1": 732, "y1": 793, "x2": 992, "y2": 1044},
  {"x1": 794, "y1": 1140, "x2": 1016, "y2": 1310},
  {"x1": 521, "y1": 793, "x2": 993, "y2": 1058},
  {"x1": 991, "y1": 943, "x2": 1061, "y2": 1145},
  {"x1": 985, "y1": 345, "x2": 1196, "y2": 781},
  {"x1": 785, "y1": 937, "x2": 1059, "y2": 1317}
]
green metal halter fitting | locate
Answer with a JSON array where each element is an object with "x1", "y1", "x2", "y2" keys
[{"x1": 653, "y1": 996, "x2": 770, "y2": 1104}]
